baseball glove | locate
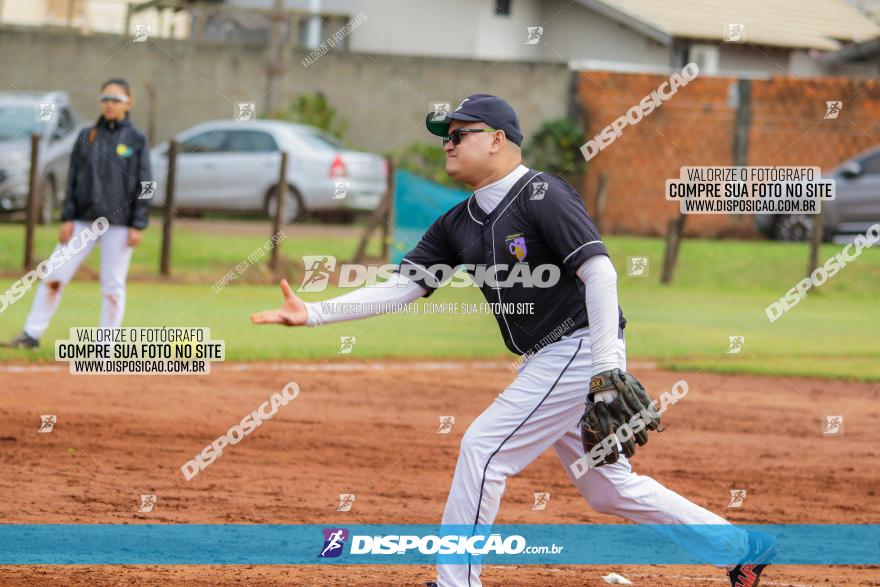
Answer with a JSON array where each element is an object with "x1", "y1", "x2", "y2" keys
[{"x1": 578, "y1": 369, "x2": 663, "y2": 466}]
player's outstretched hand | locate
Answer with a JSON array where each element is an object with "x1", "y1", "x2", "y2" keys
[{"x1": 251, "y1": 279, "x2": 309, "y2": 326}]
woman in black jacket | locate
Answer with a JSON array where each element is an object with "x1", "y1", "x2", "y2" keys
[{"x1": 6, "y1": 78, "x2": 152, "y2": 349}]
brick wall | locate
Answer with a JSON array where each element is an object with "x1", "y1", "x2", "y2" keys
[{"x1": 576, "y1": 70, "x2": 880, "y2": 237}]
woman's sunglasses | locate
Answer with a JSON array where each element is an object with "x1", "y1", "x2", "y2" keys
[
  {"x1": 443, "y1": 127, "x2": 496, "y2": 146},
  {"x1": 100, "y1": 94, "x2": 130, "y2": 104}
]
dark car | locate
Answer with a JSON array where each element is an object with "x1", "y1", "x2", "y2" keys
[{"x1": 757, "y1": 147, "x2": 880, "y2": 241}]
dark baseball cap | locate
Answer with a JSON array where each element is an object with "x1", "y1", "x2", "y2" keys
[{"x1": 426, "y1": 94, "x2": 523, "y2": 146}]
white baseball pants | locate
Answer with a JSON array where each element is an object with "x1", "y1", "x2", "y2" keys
[
  {"x1": 23, "y1": 220, "x2": 133, "y2": 340},
  {"x1": 436, "y1": 330, "x2": 745, "y2": 587}
]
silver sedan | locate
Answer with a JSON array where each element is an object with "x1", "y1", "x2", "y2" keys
[
  {"x1": 0, "y1": 91, "x2": 82, "y2": 223},
  {"x1": 150, "y1": 120, "x2": 388, "y2": 223}
]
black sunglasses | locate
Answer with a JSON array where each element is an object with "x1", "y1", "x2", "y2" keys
[{"x1": 443, "y1": 127, "x2": 497, "y2": 146}]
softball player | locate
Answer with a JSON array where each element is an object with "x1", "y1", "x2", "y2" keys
[
  {"x1": 252, "y1": 94, "x2": 776, "y2": 586},
  {"x1": 5, "y1": 79, "x2": 151, "y2": 349}
]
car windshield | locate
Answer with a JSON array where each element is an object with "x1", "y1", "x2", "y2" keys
[
  {"x1": 298, "y1": 131, "x2": 345, "y2": 150},
  {"x1": 0, "y1": 104, "x2": 46, "y2": 141}
]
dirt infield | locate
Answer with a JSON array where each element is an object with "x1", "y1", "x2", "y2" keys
[{"x1": 0, "y1": 361, "x2": 878, "y2": 586}]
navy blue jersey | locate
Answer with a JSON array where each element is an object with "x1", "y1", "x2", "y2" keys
[{"x1": 397, "y1": 169, "x2": 626, "y2": 354}]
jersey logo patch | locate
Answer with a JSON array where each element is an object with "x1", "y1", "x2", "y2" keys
[
  {"x1": 116, "y1": 143, "x2": 133, "y2": 157},
  {"x1": 505, "y1": 233, "x2": 528, "y2": 262}
]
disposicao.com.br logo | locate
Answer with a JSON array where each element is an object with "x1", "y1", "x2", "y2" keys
[
  {"x1": 298, "y1": 255, "x2": 561, "y2": 292},
  {"x1": 318, "y1": 528, "x2": 562, "y2": 559},
  {"x1": 319, "y1": 528, "x2": 349, "y2": 558}
]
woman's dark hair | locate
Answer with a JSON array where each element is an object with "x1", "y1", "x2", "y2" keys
[{"x1": 88, "y1": 78, "x2": 132, "y2": 145}]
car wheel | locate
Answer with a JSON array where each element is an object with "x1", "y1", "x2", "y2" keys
[
  {"x1": 37, "y1": 177, "x2": 55, "y2": 225},
  {"x1": 266, "y1": 186, "x2": 303, "y2": 224},
  {"x1": 773, "y1": 214, "x2": 814, "y2": 241}
]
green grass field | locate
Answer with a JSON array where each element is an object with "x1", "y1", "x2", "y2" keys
[
  {"x1": 0, "y1": 217, "x2": 381, "y2": 283},
  {"x1": 1, "y1": 219, "x2": 877, "y2": 381}
]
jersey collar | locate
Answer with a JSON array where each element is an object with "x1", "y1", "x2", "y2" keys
[
  {"x1": 473, "y1": 164, "x2": 530, "y2": 212},
  {"x1": 467, "y1": 168, "x2": 543, "y2": 226}
]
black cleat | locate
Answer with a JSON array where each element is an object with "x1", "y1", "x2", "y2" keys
[
  {"x1": 728, "y1": 530, "x2": 778, "y2": 587},
  {"x1": 3, "y1": 332, "x2": 40, "y2": 349}
]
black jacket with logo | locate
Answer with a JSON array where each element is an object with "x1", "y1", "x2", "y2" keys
[{"x1": 61, "y1": 115, "x2": 152, "y2": 229}]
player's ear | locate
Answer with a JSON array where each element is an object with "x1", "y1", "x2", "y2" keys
[{"x1": 491, "y1": 130, "x2": 505, "y2": 153}]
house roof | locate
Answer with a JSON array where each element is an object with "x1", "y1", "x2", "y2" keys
[
  {"x1": 578, "y1": 0, "x2": 880, "y2": 50},
  {"x1": 821, "y1": 34, "x2": 880, "y2": 63}
]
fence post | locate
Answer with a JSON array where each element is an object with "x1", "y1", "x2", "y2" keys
[
  {"x1": 270, "y1": 151, "x2": 289, "y2": 274},
  {"x1": 160, "y1": 140, "x2": 178, "y2": 277},
  {"x1": 807, "y1": 213, "x2": 825, "y2": 277},
  {"x1": 732, "y1": 79, "x2": 751, "y2": 167},
  {"x1": 660, "y1": 213, "x2": 686, "y2": 285},
  {"x1": 353, "y1": 156, "x2": 395, "y2": 264},
  {"x1": 593, "y1": 171, "x2": 608, "y2": 233},
  {"x1": 23, "y1": 134, "x2": 40, "y2": 271},
  {"x1": 381, "y1": 157, "x2": 395, "y2": 262}
]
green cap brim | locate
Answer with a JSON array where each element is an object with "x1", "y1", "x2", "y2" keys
[{"x1": 425, "y1": 111, "x2": 482, "y2": 137}]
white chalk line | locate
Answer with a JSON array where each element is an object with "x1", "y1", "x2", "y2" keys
[
  {"x1": 625, "y1": 573, "x2": 815, "y2": 587},
  {"x1": 491, "y1": 567, "x2": 815, "y2": 587}
]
